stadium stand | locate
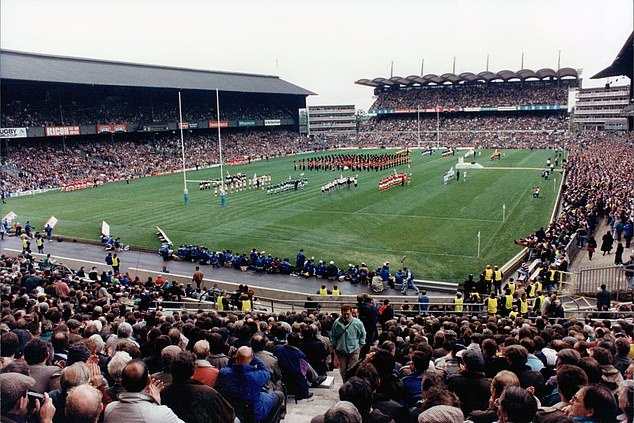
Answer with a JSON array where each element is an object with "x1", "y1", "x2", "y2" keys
[{"x1": 1, "y1": 51, "x2": 634, "y2": 422}]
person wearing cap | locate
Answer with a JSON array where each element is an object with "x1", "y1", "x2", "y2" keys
[
  {"x1": 447, "y1": 348, "x2": 491, "y2": 415},
  {"x1": 418, "y1": 405, "x2": 464, "y2": 423},
  {"x1": 0, "y1": 373, "x2": 56, "y2": 423}
]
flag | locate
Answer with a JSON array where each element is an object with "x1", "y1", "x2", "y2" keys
[{"x1": 477, "y1": 231, "x2": 481, "y2": 239}]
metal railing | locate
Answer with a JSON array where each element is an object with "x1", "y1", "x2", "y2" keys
[{"x1": 570, "y1": 265, "x2": 627, "y2": 300}]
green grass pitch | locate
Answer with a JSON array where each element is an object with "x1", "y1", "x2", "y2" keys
[{"x1": 2, "y1": 148, "x2": 561, "y2": 282}]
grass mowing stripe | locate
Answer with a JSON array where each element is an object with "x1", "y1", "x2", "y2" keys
[{"x1": 3, "y1": 149, "x2": 557, "y2": 281}]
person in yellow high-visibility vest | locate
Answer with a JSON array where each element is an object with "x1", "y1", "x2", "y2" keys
[
  {"x1": 318, "y1": 285, "x2": 328, "y2": 295},
  {"x1": 509, "y1": 306, "x2": 519, "y2": 320},
  {"x1": 454, "y1": 293, "x2": 464, "y2": 313},
  {"x1": 331, "y1": 285, "x2": 341, "y2": 295},
  {"x1": 217, "y1": 291, "x2": 227, "y2": 311},
  {"x1": 504, "y1": 278, "x2": 516, "y2": 296},
  {"x1": 503, "y1": 289, "x2": 514, "y2": 317},
  {"x1": 534, "y1": 280, "x2": 543, "y2": 295},
  {"x1": 493, "y1": 266, "x2": 503, "y2": 295},
  {"x1": 519, "y1": 293, "x2": 529, "y2": 316},
  {"x1": 484, "y1": 265, "x2": 494, "y2": 293},
  {"x1": 241, "y1": 293, "x2": 252, "y2": 312},
  {"x1": 486, "y1": 293, "x2": 498, "y2": 315}
]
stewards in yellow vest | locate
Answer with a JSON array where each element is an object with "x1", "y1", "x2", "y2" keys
[
  {"x1": 527, "y1": 281, "x2": 536, "y2": 298},
  {"x1": 331, "y1": 286, "x2": 341, "y2": 295},
  {"x1": 505, "y1": 279, "x2": 516, "y2": 296},
  {"x1": 217, "y1": 295, "x2": 225, "y2": 311},
  {"x1": 509, "y1": 306, "x2": 519, "y2": 319},
  {"x1": 454, "y1": 293, "x2": 464, "y2": 313},
  {"x1": 504, "y1": 290, "x2": 514, "y2": 316},
  {"x1": 484, "y1": 265, "x2": 494, "y2": 283},
  {"x1": 493, "y1": 266, "x2": 503, "y2": 284},
  {"x1": 486, "y1": 294, "x2": 498, "y2": 315},
  {"x1": 519, "y1": 295, "x2": 529, "y2": 315},
  {"x1": 241, "y1": 295, "x2": 252, "y2": 312},
  {"x1": 535, "y1": 281, "x2": 543, "y2": 294},
  {"x1": 319, "y1": 285, "x2": 328, "y2": 295}
]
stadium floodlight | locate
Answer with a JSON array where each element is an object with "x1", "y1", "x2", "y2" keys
[{"x1": 178, "y1": 91, "x2": 189, "y2": 205}]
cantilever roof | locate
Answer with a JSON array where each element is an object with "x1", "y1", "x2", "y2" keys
[
  {"x1": 592, "y1": 32, "x2": 633, "y2": 80},
  {"x1": 356, "y1": 67, "x2": 578, "y2": 88},
  {"x1": 0, "y1": 50, "x2": 315, "y2": 96}
]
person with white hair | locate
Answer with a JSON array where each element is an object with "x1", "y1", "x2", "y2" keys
[
  {"x1": 65, "y1": 384, "x2": 103, "y2": 423},
  {"x1": 106, "y1": 351, "x2": 132, "y2": 400},
  {"x1": 49, "y1": 362, "x2": 91, "y2": 422},
  {"x1": 105, "y1": 321, "x2": 136, "y2": 354}
]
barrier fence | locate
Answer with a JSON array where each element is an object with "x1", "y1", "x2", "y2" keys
[
  {"x1": 154, "y1": 296, "x2": 633, "y2": 321},
  {"x1": 571, "y1": 265, "x2": 627, "y2": 300}
]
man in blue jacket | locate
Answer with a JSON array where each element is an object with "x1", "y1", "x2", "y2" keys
[{"x1": 215, "y1": 346, "x2": 284, "y2": 423}]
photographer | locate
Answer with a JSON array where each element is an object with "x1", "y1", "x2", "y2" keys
[{"x1": 0, "y1": 373, "x2": 56, "y2": 423}]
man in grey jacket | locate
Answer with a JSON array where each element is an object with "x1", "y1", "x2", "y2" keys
[{"x1": 104, "y1": 359, "x2": 184, "y2": 423}]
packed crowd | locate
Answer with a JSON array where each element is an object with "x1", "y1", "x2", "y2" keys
[
  {"x1": 370, "y1": 82, "x2": 572, "y2": 110},
  {"x1": 361, "y1": 113, "x2": 570, "y2": 133},
  {"x1": 1, "y1": 250, "x2": 634, "y2": 423},
  {"x1": 1, "y1": 93, "x2": 296, "y2": 128},
  {"x1": 1, "y1": 130, "x2": 316, "y2": 193}
]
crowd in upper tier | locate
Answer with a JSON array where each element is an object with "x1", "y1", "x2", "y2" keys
[
  {"x1": 1, "y1": 92, "x2": 296, "y2": 128},
  {"x1": 370, "y1": 82, "x2": 572, "y2": 110}
]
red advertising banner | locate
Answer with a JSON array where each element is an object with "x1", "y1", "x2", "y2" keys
[
  {"x1": 179, "y1": 122, "x2": 189, "y2": 129},
  {"x1": 208, "y1": 120, "x2": 228, "y2": 128},
  {"x1": 97, "y1": 124, "x2": 127, "y2": 134},
  {"x1": 45, "y1": 126, "x2": 80, "y2": 137}
]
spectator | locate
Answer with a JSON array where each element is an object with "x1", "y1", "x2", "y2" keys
[
  {"x1": 320, "y1": 401, "x2": 362, "y2": 423},
  {"x1": 215, "y1": 346, "x2": 284, "y2": 423},
  {"x1": 24, "y1": 338, "x2": 62, "y2": 393},
  {"x1": 0, "y1": 373, "x2": 56, "y2": 423},
  {"x1": 65, "y1": 384, "x2": 103, "y2": 423},
  {"x1": 565, "y1": 384, "x2": 617, "y2": 423},
  {"x1": 337, "y1": 377, "x2": 394, "y2": 423},
  {"x1": 106, "y1": 351, "x2": 132, "y2": 401},
  {"x1": 161, "y1": 350, "x2": 235, "y2": 423},
  {"x1": 535, "y1": 364, "x2": 588, "y2": 423},
  {"x1": 273, "y1": 331, "x2": 312, "y2": 400},
  {"x1": 468, "y1": 370, "x2": 519, "y2": 423},
  {"x1": 331, "y1": 304, "x2": 366, "y2": 382},
  {"x1": 446, "y1": 348, "x2": 491, "y2": 415},
  {"x1": 152, "y1": 345, "x2": 181, "y2": 384},
  {"x1": 190, "y1": 339, "x2": 219, "y2": 388},
  {"x1": 251, "y1": 333, "x2": 283, "y2": 390},
  {"x1": 400, "y1": 344, "x2": 433, "y2": 409},
  {"x1": 418, "y1": 405, "x2": 464, "y2": 423},
  {"x1": 497, "y1": 385, "x2": 538, "y2": 423},
  {"x1": 104, "y1": 359, "x2": 184, "y2": 423}
]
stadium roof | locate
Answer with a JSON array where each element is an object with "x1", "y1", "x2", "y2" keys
[
  {"x1": 0, "y1": 50, "x2": 315, "y2": 96},
  {"x1": 591, "y1": 31, "x2": 633, "y2": 80},
  {"x1": 356, "y1": 68, "x2": 578, "y2": 89}
]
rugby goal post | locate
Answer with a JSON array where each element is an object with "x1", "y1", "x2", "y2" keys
[
  {"x1": 44, "y1": 216, "x2": 58, "y2": 229},
  {"x1": 101, "y1": 221, "x2": 110, "y2": 237}
]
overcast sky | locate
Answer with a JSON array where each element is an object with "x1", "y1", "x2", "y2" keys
[{"x1": 1, "y1": 0, "x2": 632, "y2": 111}]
